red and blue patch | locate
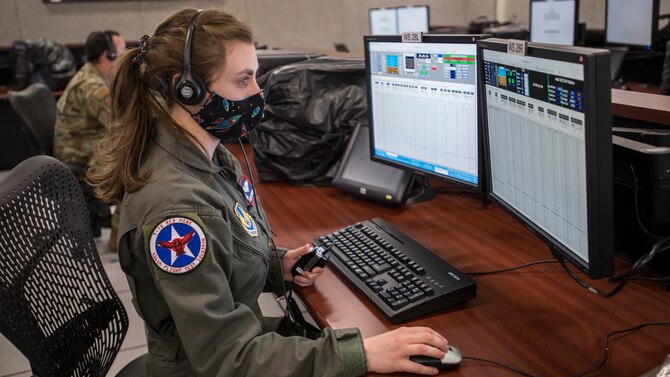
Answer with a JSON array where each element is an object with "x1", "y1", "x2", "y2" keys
[
  {"x1": 239, "y1": 175, "x2": 255, "y2": 207},
  {"x1": 149, "y1": 217, "x2": 207, "y2": 274}
]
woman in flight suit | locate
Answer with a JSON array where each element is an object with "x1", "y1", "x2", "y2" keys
[{"x1": 88, "y1": 7, "x2": 449, "y2": 376}]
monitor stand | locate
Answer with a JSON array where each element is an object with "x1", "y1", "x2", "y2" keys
[{"x1": 405, "y1": 174, "x2": 437, "y2": 205}]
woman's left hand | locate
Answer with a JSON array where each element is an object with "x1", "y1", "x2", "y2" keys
[{"x1": 282, "y1": 244, "x2": 324, "y2": 287}]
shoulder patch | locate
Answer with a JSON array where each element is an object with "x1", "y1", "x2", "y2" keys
[
  {"x1": 234, "y1": 202, "x2": 258, "y2": 237},
  {"x1": 149, "y1": 217, "x2": 207, "y2": 274}
]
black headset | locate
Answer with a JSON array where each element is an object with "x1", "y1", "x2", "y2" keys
[
  {"x1": 102, "y1": 30, "x2": 117, "y2": 61},
  {"x1": 173, "y1": 10, "x2": 207, "y2": 106}
]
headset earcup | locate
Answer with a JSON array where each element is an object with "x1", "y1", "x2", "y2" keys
[{"x1": 173, "y1": 71, "x2": 206, "y2": 106}]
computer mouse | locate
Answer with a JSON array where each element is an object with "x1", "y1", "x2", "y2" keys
[{"x1": 410, "y1": 345, "x2": 462, "y2": 370}]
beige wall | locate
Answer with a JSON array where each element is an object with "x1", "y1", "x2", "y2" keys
[{"x1": 0, "y1": 0, "x2": 667, "y2": 55}]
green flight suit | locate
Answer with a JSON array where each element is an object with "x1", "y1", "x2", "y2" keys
[
  {"x1": 53, "y1": 62, "x2": 110, "y2": 169},
  {"x1": 117, "y1": 123, "x2": 367, "y2": 376}
]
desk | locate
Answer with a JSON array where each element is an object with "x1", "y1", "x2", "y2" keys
[
  {"x1": 226, "y1": 143, "x2": 670, "y2": 377},
  {"x1": 612, "y1": 89, "x2": 670, "y2": 128}
]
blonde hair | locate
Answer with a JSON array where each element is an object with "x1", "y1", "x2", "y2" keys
[{"x1": 88, "y1": 8, "x2": 253, "y2": 203}]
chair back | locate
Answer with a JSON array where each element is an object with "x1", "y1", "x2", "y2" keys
[
  {"x1": 8, "y1": 83, "x2": 57, "y2": 155},
  {"x1": 0, "y1": 155, "x2": 128, "y2": 377}
]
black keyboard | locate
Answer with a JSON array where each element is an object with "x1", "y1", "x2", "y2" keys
[{"x1": 315, "y1": 218, "x2": 476, "y2": 323}]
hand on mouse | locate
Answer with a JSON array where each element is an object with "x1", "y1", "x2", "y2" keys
[{"x1": 363, "y1": 326, "x2": 448, "y2": 375}]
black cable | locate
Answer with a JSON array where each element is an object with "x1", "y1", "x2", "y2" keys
[
  {"x1": 466, "y1": 259, "x2": 558, "y2": 276},
  {"x1": 556, "y1": 254, "x2": 628, "y2": 298},
  {"x1": 610, "y1": 236, "x2": 670, "y2": 282},
  {"x1": 237, "y1": 138, "x2": 289, "y2": 303},
  {"x1": 572, "y1": 322, "x2": 670, "y2": 377},
  {"x1": 462, "y1": 356, "x2": 539, "y2": 377},
  {"x1": 555, "y1": 235, "x2": 670, "y2": 297}
]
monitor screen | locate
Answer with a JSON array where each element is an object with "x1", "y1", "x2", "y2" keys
[
  {"x1": 530, "y1": 0, "x2": 579, "y2": 45},
  {"x1": 365, "y1": 35, "x2": 484, "y2": 192},
  {"x1": 606, "y1": 0, "x2": 658, "y2": 49},
  {"x1": 478, "y1": 39, "x2": 613, "y2": 279},
  {"x1": 369, "y1": 8, "x2": 398, "y2": 35},
  {"x1": 397, "y1": 5, "x2": 430, "y2": 33}
]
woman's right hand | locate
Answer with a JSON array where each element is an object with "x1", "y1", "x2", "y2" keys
[{"x1": 363, "y1": 326, "x2": 449, "y2": 375}]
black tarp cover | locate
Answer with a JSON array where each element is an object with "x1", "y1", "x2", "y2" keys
[{"x1": 250, "y1": 57, "x2": 367, "y2": 185}]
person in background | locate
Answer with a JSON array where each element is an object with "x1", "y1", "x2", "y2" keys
[
  {"x1": 54, "y1": 30, "x2": 126, "y2": 249},
  {"x1": 88, "y1": 8, "x2": 449, "y2": 376}
]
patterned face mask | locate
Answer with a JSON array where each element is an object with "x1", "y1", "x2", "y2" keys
[{"x1": 191, "y1": 90, "x2": 265, "y2": 141}]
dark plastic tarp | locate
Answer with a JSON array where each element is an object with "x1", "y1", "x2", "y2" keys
[
  {"x1": 250, "y1": 57, "x2": 367, "y2": 185},
  {"x1": 10, "y1": 38, "x2": 76, "y2": 90}
]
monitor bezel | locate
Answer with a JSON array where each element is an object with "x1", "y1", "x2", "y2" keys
[
  {"x1": 529, "y1": 0, "x2": 580, "y2": 46},
  {"x1": 477, "y1": 38, "x2": 614, "y2": 279},
  {"x1": 605, "y1": 0, "x2": 660, "y2": 50},
  {"x1": 364, "y1": 34, "x2": 489, "y2": 193},
  {"x1": 396, "y1": 5, "x2": 431, "y2": 34}
]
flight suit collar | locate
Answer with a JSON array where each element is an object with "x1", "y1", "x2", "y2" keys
[{"x1": 152, "y1": 122, "x2": 237, "y2": 176}]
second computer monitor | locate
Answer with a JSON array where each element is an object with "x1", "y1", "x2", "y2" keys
[
  {"x1": 397, "y1": 5, "x2": 430, "y2": 34},
  {"x1": 530, "y1": 0, "x2": 579, "y2": 45},
  {"x1": 369, "y1": 5, "x2": 430, "y2": 35},
  {"x1": 365, "y1": 34, "x2": 486, "y2": 193},
  {"x1": 606, "y1": 0, "x2": 659, "y2": 50},
  {"x1": 369, "y1": 8, "x2": 398, "y2": 35},
  {"x1": 478, "y1": 38, "x2": 613, "y2": 279}
]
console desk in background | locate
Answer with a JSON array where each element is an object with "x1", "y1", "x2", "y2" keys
[{"x1": 225, "y1": 142, "x2": 670, "y2": 377}]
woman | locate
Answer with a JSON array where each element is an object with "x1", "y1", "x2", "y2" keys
[{"x1": 89, "y1": 8, "x2": 449, "y2": 376}]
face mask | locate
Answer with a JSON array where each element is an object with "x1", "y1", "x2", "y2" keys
[{"x1": 191, "y1": 90, "x2": 265, "y2": 141}]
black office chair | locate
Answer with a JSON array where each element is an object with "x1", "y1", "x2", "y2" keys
[
  {"x1": 8, "y1": 83, "x2": 112, "y2": 237},
  {"x1": 7, "y1": 82, "x2": 56, "y2": 156},
  {"x1": 0, "y1": 155, "x2": 145, "y2": 376}
]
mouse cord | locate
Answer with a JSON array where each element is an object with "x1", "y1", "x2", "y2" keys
[
  {"x1": 466, "y1": 259, "x2": 559, "y2": 276},
  {"x1": 461, "y1": 356, "x2": 539, "y2": 377},
  {"x1": 572, "y1": 321, "x2": 670, "y2": 377}
]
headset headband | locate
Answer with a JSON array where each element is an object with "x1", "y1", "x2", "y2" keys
[{"x1": 183, "y1": 10, "x2": 202, "y2": 79}]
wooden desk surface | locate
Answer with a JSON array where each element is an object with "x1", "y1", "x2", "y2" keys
[
  {"x1": 226, "y1": 143, "x2": 670, "y2": 377},
  {"x1": 612, "y1": 89, "x2": 670, "y2": 127}
]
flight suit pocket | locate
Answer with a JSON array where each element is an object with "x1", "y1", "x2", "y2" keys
[{"x1": 146, "y1": 329, "x2": 182, "y2": 369}]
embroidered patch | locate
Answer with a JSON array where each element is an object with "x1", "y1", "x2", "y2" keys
[
  {"x1": 234, "y1": 202, "x2": 258, "y2": 237},
  {"x1": 239, "y1": 175, "x2": 255, "y2": 207},
  {"x1": 149, "y1": 217, "x2": 207, "y2": 274}
]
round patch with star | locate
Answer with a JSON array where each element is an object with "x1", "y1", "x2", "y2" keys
[{"x1": 149, "y1": 217, "x2": 207, "y2": 274}]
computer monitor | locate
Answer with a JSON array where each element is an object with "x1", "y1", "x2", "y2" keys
[
  {"x1": 529, "y1": 0, "x2": 579, "y2": 46},
  {"x1": 365, "y1": 34, "x2": 486, "y2": 199},
  {"x1": 369, "y1": 8, "x2": 398, "y2": 35},
  {"x1": 606, "y1": 0, "x2": 659, "y2": 50},
  {"x1": 397, "y1": 5, "x2": 430, "y2": 34},
  {"x1": 478, "y1": 38, "x2": 613, "y2": 279}
]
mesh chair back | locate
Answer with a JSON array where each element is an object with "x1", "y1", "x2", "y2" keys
[
  {"x1": 8, "y1": 83, "x2": 57, "y2": 155},
  {"x1": 0, "y1": 155, "x2": 128, "y2": 377}
]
